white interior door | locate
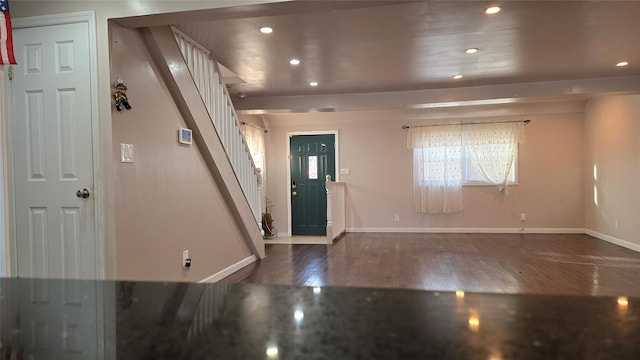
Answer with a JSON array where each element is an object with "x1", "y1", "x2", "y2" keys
[
  {"x1": 8, "y1": 19, "x2": 102, "y2": 359},
  {"x1": 10, "y1": 21, "x2": 96, "y2": 279}
]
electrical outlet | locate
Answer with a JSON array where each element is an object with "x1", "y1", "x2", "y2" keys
[
  {"x1": 394, "y1": 213, "x2": 400, "y2": 222},
  {"x1": 183, "y1": 250, "x2": 191, "y2": 268},
  {"x1": 520, "y1": 213, "x2": 526, "y2": 222}
]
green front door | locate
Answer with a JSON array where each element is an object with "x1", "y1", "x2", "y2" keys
[{"x1": 290, "y1": 134, "x2": 336, "y2": 235}]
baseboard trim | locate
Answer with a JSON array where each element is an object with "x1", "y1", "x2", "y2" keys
[
  {"x1": 346, "y1": 227, "x2": 585, "y2": 234},
  {"x1": 585, "y1": 229, "x2": 640, "y2": 253},
  {"x1": 198, "y1": 255, "x2": 257, "y2": 283}
]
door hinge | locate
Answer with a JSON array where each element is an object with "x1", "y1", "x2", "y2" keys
[{"x1": 8, "y1": 65, "x2": 13, "y2": 80}]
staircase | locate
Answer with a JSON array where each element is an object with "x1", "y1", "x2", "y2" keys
[
  {"x1": 142, "y1": 26, "x2": 264, "y2": 258},
  {"x1": 172, "y1": 28, "x2": 263, "y2": 228}
]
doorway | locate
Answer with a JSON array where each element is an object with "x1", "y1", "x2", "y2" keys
[
  {"x1": 288, "y1": 132, "x2": 337, "y2": 236},
  {"x1": 7, "y1": 17, "x2": 99, "y2": 279}
]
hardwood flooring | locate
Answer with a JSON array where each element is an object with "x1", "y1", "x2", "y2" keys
[{"x1": 222, "y1": 233, "x2": 640, "y2": 297}]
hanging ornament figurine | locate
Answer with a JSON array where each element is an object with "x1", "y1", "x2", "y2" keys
[{"x1": 112, "y1": 79, "x2": 132, "y2": 111}]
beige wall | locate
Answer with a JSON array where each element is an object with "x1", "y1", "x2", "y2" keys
[
  {"x1": 584, "y1": 95, "x2": 640, "y2": 247},
  {"x1": 110, "y1": 24, "x2": 253, "y2": 281},
  {"x1": 265, "y1": 105, "x2": 585, "y2": 234}
]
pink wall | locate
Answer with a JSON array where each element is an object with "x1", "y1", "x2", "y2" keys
[
  {"x1": 584, "y1": 95, "x2": 640, "y2": 248},
  {"x1": 265, "y1": 106, "x2": 585, "y2": 234},
  {"x1": 110, "y1": 24, "x2": 253, "y2": 281}
]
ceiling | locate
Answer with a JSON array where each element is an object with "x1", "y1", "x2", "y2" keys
[{"x1": 123, "y1": 0, "x2": 640, "y2": 113}]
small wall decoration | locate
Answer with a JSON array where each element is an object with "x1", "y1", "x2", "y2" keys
[
  {"x1": 112, "y1": 79, "x2": 132, "y2": 111},
  {"x1": 179, "y1": 128, "x2": 193, "y2": 145}
]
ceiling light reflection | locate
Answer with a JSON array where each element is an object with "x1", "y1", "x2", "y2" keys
[
  {"x1": 456, "y1": 290, "x2": 465, "y2": 298},
  {"x1": 313, "y1": 287, "x2": 322, "y2": 295},
  {"x1": 259, "y1": 26, "x2": 273, "y2": 34},
  {"x1": 616, "y1": 61, "x2": 629, "y2": 67},
  {"x1": 618, "y1": 296, "x2": 629, "y2": 306},
  {"x1": 465, "y1": 48, "x2": 479, "y2": 54},
  {"x1": 289, "y1": 58, "x2": 300, "y2": 66},
  {"x1": 468, "y1": 316, "x2": 480, "y2": 332},
  {"x1": 309, "y1": 81, "x2": 319, "y2": 87},
  {"x1": 294, "y1": 309, "x2": 304, "y2": 322},
  {"x1": 452, "y1": 74, "x2": 464, "y2": 80},
  {"x1": 266, "y1": 345, "x2": 279, "y2": 358}
]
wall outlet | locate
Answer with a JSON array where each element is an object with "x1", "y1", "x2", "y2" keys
[
  {"x1": 520, "y1": 213, "x2": 527, "y2": 222},
  {"x1": 183, "y1": 250, "x2": 191, "y2": 268},
  {"x1": 615, "y1": 219, "x2": 619, "y2": 229},
  {"x1": 394, "y1": 213, "x2": 400, "y2": 222}
]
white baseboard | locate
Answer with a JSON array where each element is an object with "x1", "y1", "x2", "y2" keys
[
  {"x1": 346, "y1": 227, "x2": 585, "y2": 234},
  {"x1": 198, "y1": 255, "x2": 257, "y2": 283},
  {"x1": 585, "y1": 229, "x2": 640, "y2": 253}
]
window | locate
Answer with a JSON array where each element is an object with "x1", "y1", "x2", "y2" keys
[
  {"x1": 407, "y1": 121, "x2": 525, "y2": 213},
  {"x1": 462, "y1": 145, "x2": 516, "y2": 184}
]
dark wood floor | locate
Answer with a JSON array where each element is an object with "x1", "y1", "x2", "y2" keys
[{"x1": 222, "y1": 233, "x2": 640, "y2": 297}]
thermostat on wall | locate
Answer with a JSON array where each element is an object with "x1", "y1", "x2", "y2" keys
[{"x1": 179, "y1": 128, "x2": 193, "y2": 145}]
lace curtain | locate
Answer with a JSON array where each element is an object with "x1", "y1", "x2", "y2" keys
[
  {"x1": 408, "y1": 122, "x2": 525, "y2": 214},
  {"x1": 464, "y1": 122, "x2": 524, "y2": 192},
  {"x1": 407, "y1": 125, "x2": 464, "y2": 214}
]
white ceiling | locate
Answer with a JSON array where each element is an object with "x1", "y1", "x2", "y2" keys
[{"x1": 122, "y1": 0, "x2": 640, "y2": 113}]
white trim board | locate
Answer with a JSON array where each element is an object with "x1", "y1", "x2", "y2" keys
[
  {"x1": 585, "y1": 229, "x2": 640, "y2": 253},
  {"x1": 346, "y1": 227, "x2": 585, "y2": 234},
  {"x1": 198, "y1": 255, "x2": 258, "y2": 283}
]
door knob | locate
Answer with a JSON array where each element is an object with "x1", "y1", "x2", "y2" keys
[
  {"x1": 292, "y1": 191, "x2": 297, "y2": 196},
  {"x1": 76, "y1": 188, "x2": 90, "y2": 199}
]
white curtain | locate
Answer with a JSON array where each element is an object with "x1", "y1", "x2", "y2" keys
[
  {"x1": 241, "y1": 123, "x2": 265, "y2": 176},
  {"x1": 407, "y1": 125, "x2": 463, "y2": 214},
  {"x1": 464, "y1": 122, "x2": 524, "y2": 192}
]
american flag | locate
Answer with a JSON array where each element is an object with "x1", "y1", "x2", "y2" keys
[{"x1": 0, "y1": 0, "x2": 16, "y2": 64}]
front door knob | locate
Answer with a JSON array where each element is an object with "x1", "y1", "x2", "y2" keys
[{"x1": 76, "y1": 188, "x2": 90, "y2": 199}]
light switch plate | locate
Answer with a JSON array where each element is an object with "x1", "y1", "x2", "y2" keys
[
  {"x1": 340, "y1": 168, "x2": 351, "y2": 175},
  {"x1": 120, "y1": 143, "x2": 134, "y2": 163}
]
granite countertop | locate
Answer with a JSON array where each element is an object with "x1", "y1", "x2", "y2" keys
[{"x1": 0, "y1": 278, "x2": 638, "y2": 359}]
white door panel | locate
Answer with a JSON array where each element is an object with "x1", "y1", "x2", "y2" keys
[
  {"x1": 11, "y1": 22, "x2": 96, "y2": 280},
  {"x1": 17, "y1": 279, "x2": 99, "y2": 359}
]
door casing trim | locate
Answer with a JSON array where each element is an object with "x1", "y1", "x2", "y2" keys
[{"x1": 285, "y1": 130, "x2": 339, "y2": 237}]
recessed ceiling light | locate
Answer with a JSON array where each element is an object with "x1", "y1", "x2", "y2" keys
[
  {"x1": 309, "y1": 81, "x2": 319, "y2": 87},
  {"x1": 485, "y1": 6, "x2": 502, "y2": 15},
  {"x1": 289, "y1": 58, "x2": 300, "y2": 66},
  {"x1": 259, "y1": 26, "x2": 273, "y2": 34},
  {"x1": 465, "y1": 48, "x2": 479, "y2": 54},
  {"x1": 616, "y1": 61, "x2": 629, "y2": 67},
  {"x1": 452, "y1": 74, "x2": 464, "y2": 80}
]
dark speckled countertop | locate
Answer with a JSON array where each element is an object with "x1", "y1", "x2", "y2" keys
[{"x1": 0, "y1": 278, "x2": 638, "y2": 359}]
